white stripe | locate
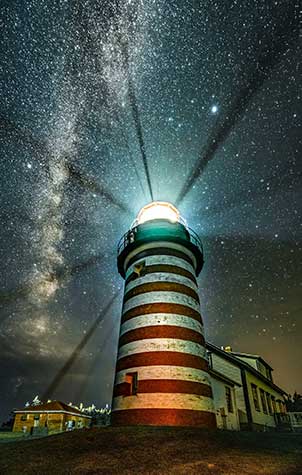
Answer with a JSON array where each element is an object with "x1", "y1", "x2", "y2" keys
[
  {"x1": 124, "y1": 241, "x2": 197, "y2": 270},
  {"x1": 125, "y1": 254, "x2": 196, "y2": 280},
  {"x1": 125, "y1": 272, "x2": 198, "y2": 293},
  {"x1": 112, "y1": 393, "x2": 215, "y2": 412},
  {"x1": 123, "y1": 292, "x2": 201, "y2": 314},
  {"x1": 117, "y1": 338, "x2": 206, "y2": 360},
  {"x1": 115, "y1": 366, "x2": 211, "y2": 386},
  {"x1": 120, "y1": 314, "x2": 203, "y2": 336}
]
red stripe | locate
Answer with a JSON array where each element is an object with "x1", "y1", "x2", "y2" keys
[
  {"x1": 111, "y1": 408, "x2": 216, "y2": 428},
  {"x1": 119, "y1": 326, "x2": 205, "y2": 348},
  {"x1": 122, "y1": 303, "x2": 202, "y2": 324},
  {"x1": 113, "y1": 379, "x2": 213, "y2": 398},
  {"x1": 124, "y1": 282, "x2": 200, "y2": 304},
  {"x1": 116, "y1": 351, "x2": 209, "y2": 373}
]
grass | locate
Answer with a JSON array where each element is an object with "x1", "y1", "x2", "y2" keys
[
  {"x1": 0, "y1": 426, "x2": 301, "y2": 474},
  {"x1": 0, "y1": 432, "x2": 30, "y2": 442}
]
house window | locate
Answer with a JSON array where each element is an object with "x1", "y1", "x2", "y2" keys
[
  {"x1": 225, "y1": 386, "x2": 233, "y2": 413},
  {"x1": 20, "y1": 414, "x2": 28, "y2": 421},
  {"x1": 271, "y1": 396, "x2": 277, "y2": 413},
  {"x1": 266, "y1": 393, "x2": 273, "y2": 415},
  {"x1": 125, "y1": 372, "x2": 138, "y2": 396},
  {"x1": 277, "y1": 400, "x2": 285, "y2": 413},
  {"x1": 266, "y1": 368, "x2": 272, "y2": 381},
  {"x1": 257, "y1": 360, "x2": 265, "y2": 376},
  {"x1": 260, "y1": 389, "x2": 268, "y2": 414},
  {"x1": 251, "y1": 384, "x2": 260, "y2": 411},
  {"x1": 207, "y1": 351, "x2": 213, "y2": 369}
]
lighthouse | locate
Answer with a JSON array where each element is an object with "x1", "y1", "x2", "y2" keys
[{"x1": 111, "y1": 202, "x2": 216, "y2": 427}]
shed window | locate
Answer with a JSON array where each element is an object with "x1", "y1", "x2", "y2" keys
[
  {"x1": 251, "y1": 384, "x2": 260, "y2": 411},
  {"x1": 20, "y1": 414, "x2": 28, "y2": 421},
  {"x1": 225, "y1": 386, "x2": 233, "y2": 413},
  {"x1": 260, "y1": 389, "x2": 268, "y2": 414},
  {"x1": 34, "y1": 415, "x2": 40, "y2": 420}
]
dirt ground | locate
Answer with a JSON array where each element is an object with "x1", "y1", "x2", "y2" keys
[{"x1": 0, "y1": 426, "x2": 301, "y2": 474}]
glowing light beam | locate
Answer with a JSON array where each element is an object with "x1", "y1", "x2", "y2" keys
[
  {"x1": 175, "y1": 4, "x2": 299, "y2": 207},
  {"x1": 122, "y1": 41, "x2": 154, "y2": 202},
  {"x1": 65, "y1": 162, "x2": 133, "y2": 215},
  {"x1": 42, "y1": 292, "x2": 119, "y2": 401}
]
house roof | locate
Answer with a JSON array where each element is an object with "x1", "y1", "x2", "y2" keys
[
  {"x1": 229, "y1": 351, "x2": 274, "y2": 371},
  {"x1": 206, "y1": 342, "x2": 287, "y2": 396},
  {"x1": 14, "y1": 400, "x2": 92, "y2": 418}
]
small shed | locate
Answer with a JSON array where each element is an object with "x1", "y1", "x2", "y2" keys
[{"x1": 13, "y1": 401, "x2": 91, "y2": 435}]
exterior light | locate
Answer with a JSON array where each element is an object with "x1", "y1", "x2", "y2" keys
[{"x1": 136, "y1": 201, "x2": 180, "y2": 225}]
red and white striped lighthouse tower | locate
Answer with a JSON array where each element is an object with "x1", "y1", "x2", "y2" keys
[{"x1": 111, "y1": 202, "x2": 216, "y2": 427}]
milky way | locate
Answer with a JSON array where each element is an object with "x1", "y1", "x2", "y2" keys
[{"x1": 0, "y1": 0, "x2": 301, "y2": 420}]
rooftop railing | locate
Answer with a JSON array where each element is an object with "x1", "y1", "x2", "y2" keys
[{"x1": 117, "y1": 222, "x2": 203, "y2": 256}]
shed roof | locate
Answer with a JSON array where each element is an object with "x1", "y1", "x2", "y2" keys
[{"x1": 14, "y1": 400, "x2": 92, "y2": 418}]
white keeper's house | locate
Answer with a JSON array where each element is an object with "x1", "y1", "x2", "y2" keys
[{"x1": 206, "y1": 343, "x2": 289, "y2": 431}]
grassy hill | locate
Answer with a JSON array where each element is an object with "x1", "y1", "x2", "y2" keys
[{"x1": 0, "y1": 426, "x2": 301, "y2": 474}]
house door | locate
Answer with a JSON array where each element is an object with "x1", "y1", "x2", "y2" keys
[
  {"x1": 222, "y1": 415, "x2": 227, "y2": 430},
  {"x1": 220, "y1": 407, "x2": 227, "y2": 430}
]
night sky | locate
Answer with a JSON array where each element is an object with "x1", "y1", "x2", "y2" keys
[{"x1": 0, "y1": 0, "x2": 301, "y2": 422}]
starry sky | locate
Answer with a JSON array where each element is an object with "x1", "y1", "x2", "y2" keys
[{"x1": 0, "y1": 0, "x2": 301, "y2": 422}]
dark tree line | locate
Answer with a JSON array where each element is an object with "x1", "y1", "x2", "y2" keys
[{"x1": 285, "y1": 392, "x2": 302, "y2": 412}]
